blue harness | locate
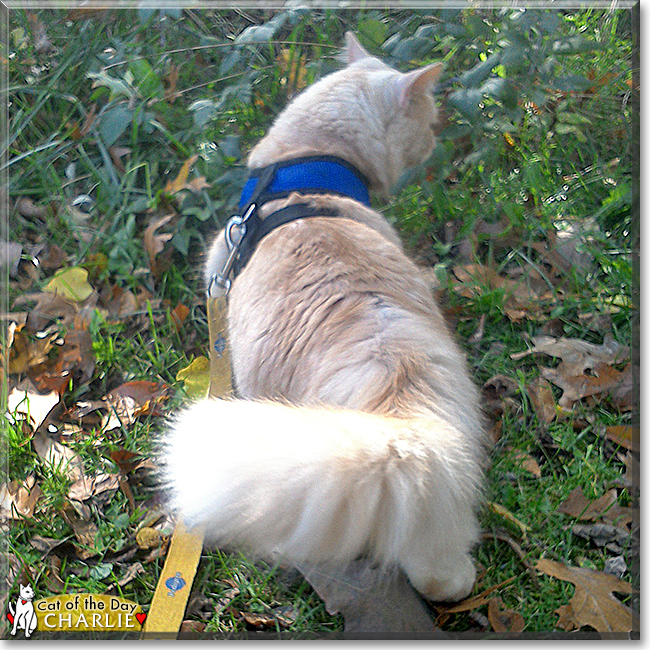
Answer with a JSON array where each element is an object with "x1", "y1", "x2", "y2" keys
[
  {"x1": 222, "y1": 155, "x2": 371, "y2": 278},
  {"x1": 238, "y1": 155, "x2": 371, "y2": 211}
]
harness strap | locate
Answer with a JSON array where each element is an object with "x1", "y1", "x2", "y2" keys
[
  {"x1": 239, "y1": 155, "x2": 371, "y2": 210},
  {"x1": 232, "y1": 203, "x2": 339, "y2": 277}
]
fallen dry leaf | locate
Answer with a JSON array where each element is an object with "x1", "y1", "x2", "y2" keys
[
  {"x1": 452, "y1": 264, "x2": 552, "y2": 322},
  {"x1": 608, "y1": 363, "x2": 635, "y2": 412},
  {"x1": 214, "y1": 586, "x2": 241, "y2": 615},
  {"x1": 570, "y1": 522, "x2": 633, "y2": 554},
  {"x1": 541, "y1": 361, "x2": 628, "y2": 409},
  {"x1": 176, "y1": 357, "x2": 210, "y2": 399},
  {"x1": 511, "y1": 334, "x2": 629, "y2": 373},
  {"x1": 179, "y1": 620, "x2": 206, "y2": 638},
  {"x1": 105, "y1": 284, "x2": 139, "y2": 319},
  {"x1": 536, "y1": 558, "x2": 638, "y2": 635},
  {"x1": 186, "y1": 177, "x2": 210, "y2": 193},
  {"x1": 558, "y1": 487, "x2": 618, "y2": 522},
  {"x1": 68, "y1": 473, "x2": 120, "y2": 502},
  {"x1": 164, "y1": 63, "x2": 181, "y2": 103},
  {"x1": 30, "y1": 328, "x2": 95, "y2": 395},
  {"x1": 509, "y1": 448, "x2": 542, "y2": 478},
  {"x1": 43, "y1": 266, "x2": 94, "y2": 302},
  {"x1": 104, "y1": 380, "x2": 170, "y2": 427},
  {"x1": 29, "y1": 535, "x2": 69, "y2": 555},
  {"x1": 116, "y1": 561, "x2": 144, "y2": 588},
  {"x1": 7, "y1": 380, "x2": 60, "y2": 430},
  {"x1": 62, "y1": 506, "x2": 99, "y2": 560},
  {"x1": 109, "y1": 146, "x2": 131, "y2": 173},
  {"x1": 436, "y1": 576, "x2": 517, "y2": 616},
  {"x1": 487, "y1": 502, "x2": 530, "y2": 536},
  {"x1": 135, "y1": 527, "x2": 163, "y2": 550},
  {"x1": 164, "y1": 155, "x2": 198, "y2": 194},
  {"x1": 16, "y1": 197, "x2": 47, "y2": 219},
  {"x1": 482, "y1": 374, "x2": 519, "y2": 421},
  {"x1": 0, "y1": 241, "x2": 22, "y2": 277},
  {"x1": 0, "y1": 553, "x2": 25, "y2": 614},
  {"x1": 622, "y1": 452, "x2": 639, "y2": 492},
  {"x1": 0, "y1": 476, "x2": 42, "y2": 520},
  {"x1": 171, "y1": 302, "x2": 190, "y2": 330},
  {"x1": 143, "y1": 214, "x2": 174, "y2": 278},
  {"x1": 241, "y1": 611, "x2": 286, "y2": 629},
  {"x1": 527, "y1": 376, "x2": 557, "y2": 424},
  {"x1": 487, "y1": 597, "x2": 525, "y2": 635},
  {"x1": 7, "y1": 326, "x2": 58, "y2": 375},
  {"x1": 45, "y1": 555, "x2": 66, "y2": 593},
  {"x1": 604, "y1": 425, "x2": 638, "y2": 452},
  {"x1": 16, "y1": 291, "x2": 79, "y2": 333},
  {"x1": 32, "y1": 432, "x2": 85, "y2": 482}
]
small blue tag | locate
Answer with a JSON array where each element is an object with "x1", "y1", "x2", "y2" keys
[
  {"x1": 213, "y1": 335, "x2": 226, "y2": 356},
  {"x1": 165, "y1": 572, "x2": 186, "y2": 597}
]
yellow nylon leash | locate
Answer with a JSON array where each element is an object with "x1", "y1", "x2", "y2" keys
[{"x1": 142, "y1": 294, "x2": 232, "y2": 639}]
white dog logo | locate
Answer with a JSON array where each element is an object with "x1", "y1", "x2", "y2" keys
[{"x1": 8, "y1": 583, "x2": 38, "y2": 638}]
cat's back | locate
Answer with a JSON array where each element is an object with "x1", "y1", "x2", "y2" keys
[{"x1": 227, "y1": 215, "x2": 470, "y2": 412}]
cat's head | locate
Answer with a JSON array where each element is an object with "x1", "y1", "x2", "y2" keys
[
  {"x1": 250, "y1": 32, "x2": 443, "y2": 196},
  {"x1": 342, "y1": 32, "x2": 443, "y2": 191},
  {"x1": 19, "y1": 584, "x2": 34, "y2": 600}
]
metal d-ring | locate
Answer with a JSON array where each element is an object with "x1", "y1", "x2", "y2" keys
[
  {"x1": 208, "y1": 203, "x2": 258, "y2": 297},
  {"x1": 225, "y1": 203, "x2": 257, "y2": 251},
  {"x1": 225, "y1": 215, "x2": 246, "y2": 251}
]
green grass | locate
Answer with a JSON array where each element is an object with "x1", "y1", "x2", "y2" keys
[{"x1": 3, "y1": 6, "x2": 637, "y2": 639}]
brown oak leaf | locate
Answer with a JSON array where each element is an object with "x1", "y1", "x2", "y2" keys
[
  {"x1": 487, "y1": 597, "x2": 525, "y2": 635},
  {"x1": 535, "y1": 558, "x2": 638, "y2": 636}
]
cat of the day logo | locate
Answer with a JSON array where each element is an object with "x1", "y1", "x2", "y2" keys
[{"x1": 6, "y1": 586, "x2": 147, "y2": 637}]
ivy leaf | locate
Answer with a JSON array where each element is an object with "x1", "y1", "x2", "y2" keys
[
  {"x1": 128, "y1": 58, "x2": 164, "y2": 99},
  {"x1": 357, "y1": 18, "x2": 388, "y2": 48},
  {"x1": 97, "y1": 105, "x2": 134, "y2": 148},
  {"x1": 460, "y1": 53, "x2": 501, "y2": 88},
  {"x1": 447, "y1": 88, "x2": 483, "y2": 118},
  {"x1": 235, "y1": 13, "x2": 286, "y2": 45},
  {"x1": 552, "y1": 36, "x2": 599, "y2": 54},
  {"x1": 554, "y1": 75, "x2": 592, "y2": 93},
  {"x1": 557, "y1": 112, "x2": 592, "y2": 125},
  {"x1": 87, "y1": 71, "x2": 135, "y2": 101},
  {"x1": 219, "y1": 49, "x2": 241, "y2": 76},
  {"x1": 188, "y1": 99, "x2": 217, "y2": 129}
]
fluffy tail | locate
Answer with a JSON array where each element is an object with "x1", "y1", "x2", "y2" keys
[{"x1": 162, "y1": 398, "x2": 481, "y2": 593}]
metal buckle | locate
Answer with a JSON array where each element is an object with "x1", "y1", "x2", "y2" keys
[{"x1": 207, "y1": 203, "x2": 257, "y2": 297}]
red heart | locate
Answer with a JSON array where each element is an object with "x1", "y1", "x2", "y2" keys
[
  {"x1": 6, "y1": 612, "x2": 14, "y2": 625},
  {"x1": 21, "y1": 600, "x2": 26, "y2": 605},
  {"x1": 135, "y1": 612, "x2": 147, "y2": 626}
]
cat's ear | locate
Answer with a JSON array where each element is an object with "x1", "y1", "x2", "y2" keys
[
  {"x1": 395, "y1": 62, "x2": 443, "y2": 109},
  {"x1": 345, "y1": 32, "x2": 372, "y2": 64}
]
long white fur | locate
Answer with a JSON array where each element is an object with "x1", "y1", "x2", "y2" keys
[{"x1": 164, "y1": 399, "x2": 480, "y2": 601}]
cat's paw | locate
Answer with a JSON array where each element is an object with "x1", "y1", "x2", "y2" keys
[{"x1": 407, "y1": 555, "x2": 476, "y2": 603}]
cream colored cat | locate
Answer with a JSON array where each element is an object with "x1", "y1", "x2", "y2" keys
[{"x1": 163, "y1": 33, "x2": 486, "y2": 603}]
